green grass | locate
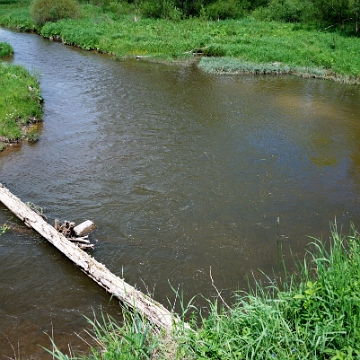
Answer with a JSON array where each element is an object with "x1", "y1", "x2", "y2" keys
[
  {"x1": 48, "y1": 224, "x2": 360, "y2": 359},
  {"x1": 0, "y1": 61, "x2": 42, "y2": 150},
  {"x1": 0, "y1": 41, "x2": 13, "y2": 56},
  {"x1": 1, "y1": 2, "x2": 360, "y2": 82},
  {"x1": 187, "y1": 224, "x2": 360, "y2": 359}
]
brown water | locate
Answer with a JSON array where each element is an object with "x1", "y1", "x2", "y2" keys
[{"x1": 1, "y1": 27, "x2": 360, "y2": 358}]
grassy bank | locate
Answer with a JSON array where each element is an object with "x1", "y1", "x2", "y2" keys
[
  {"x1": 49, "y1": 224, "x2": 360, "y2": 359},
  {"x1": 1, "y1": 2, "x2": 360, "y2": 83},
  {"x1": 0, "y1": 43, "x2": 42, "y2": 151}
]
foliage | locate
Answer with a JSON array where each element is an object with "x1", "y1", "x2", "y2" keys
[
  {"x1": 0, "y1": 6, "x2": 36, "y2": 30},
  {"x1": 0, "y1": 41, "x2": 13, "y2": 56},
  {"x1": 252, "y1": 0, "x2": 316, "y2": 23},
  {"x1": 30, "y1": 0, "x2": 81, "y2": 25},
  {"x1": 205, "y1": 0, "x2": 249, "y2": 20},
  {"x1": 0, "y1": 61, "x2": 42, "y2": 148},
  {"x1": 138, "y1": 0, "x2": 182, "y2": 20}
]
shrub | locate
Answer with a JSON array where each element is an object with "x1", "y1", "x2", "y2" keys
[
  {"x1": 252, "y1": 0, "x2": 316, "y2": 22},
  {"x1": 205, "y1": 0, "x2": 248, "y2": 20},
  {"x1": 30, "y1": 0, "x2": 81, "y2": 25},
  {"x1": 139, "y1": 0, "x2": 182, "y2": 20},
  {"x1": 0, "y1": 42, "x2": 13, "y2": 57},
  {"x1": 202, "y1": 44, "x2": 226, "y2": 56}
]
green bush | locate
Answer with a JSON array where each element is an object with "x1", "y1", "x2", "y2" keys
[
  {"x1": 205, "y1": 0, "x2": 248, "y2": 20},
  {"x1": 202, "y1": 43, "x2": 226, "y2": 56},
  {"x1": 0, "y1": 42, "x2": 13, "y2": 57},
  {"x1": 252, "y1": 0, "x2": 316, "y2": 22},
  {"x1": 139, "y1": 0, "x2": 182, "y2": 20},
  {"x1": 30, "y1": 0, "x2": 81, "y2": 25}
]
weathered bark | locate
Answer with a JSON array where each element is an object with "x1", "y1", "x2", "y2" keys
[{"x1": 0, "y1": 183, "x2": 186, "y2": 332}]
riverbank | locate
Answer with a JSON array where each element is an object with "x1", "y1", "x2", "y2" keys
[
  {"x1": 1, "y1": 3, "x2": 360, "y2": 84},
  {"x1": 49, "y1": 225, "x2": 360, "y2": 359},
  {"x1": 0, "y1": 42, "x2": 42, "y2": 151}
]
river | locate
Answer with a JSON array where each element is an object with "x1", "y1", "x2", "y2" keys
[{"x1": 1, "y1": 27, "x2": 360, "y2": 358}]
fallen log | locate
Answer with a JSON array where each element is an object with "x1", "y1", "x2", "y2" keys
[{"x1": 0, "y1": 183, "x2": 186, "y2": 332}]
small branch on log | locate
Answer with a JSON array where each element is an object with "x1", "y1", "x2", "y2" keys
[
  {"x1": 68, "y1": 236, "x2": 90, "y2": 244},
  {"x1": 77, "y1": 243, "x2": 95, "y2": 250},
  {"x1": 210, "y1": 266, "x2": 231, "y2": 311}
]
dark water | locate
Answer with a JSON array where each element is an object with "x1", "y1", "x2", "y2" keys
[{"x1": 1, "y1": 27, "x2": 360, "y2": 358}]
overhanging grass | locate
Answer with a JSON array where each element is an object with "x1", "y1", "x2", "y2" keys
[
  {"x1": 49, "y1": 224, "x2": 360, "y2": 359},
  {"x1": 0, "y1": 61, "x2": 42, "y2": 150}
]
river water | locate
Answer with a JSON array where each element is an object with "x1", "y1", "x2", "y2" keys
[{"x1": 0, "y1": 27, "x2": 360, "y2": 358}]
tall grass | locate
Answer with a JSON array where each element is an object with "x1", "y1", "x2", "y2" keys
[
  {"x1": 49, "y1": 224, "x2": 360, "y2": 359},
  {"x1": 0, "y1": 61, "x2": 42, "y2": 150},
  {"x1": 188, "y1": 224, "x2": 360, "y2": 359}
]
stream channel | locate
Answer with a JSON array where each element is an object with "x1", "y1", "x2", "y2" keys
[{"x1": 1, "y1": 27, "x2": 360, "y2": 358}]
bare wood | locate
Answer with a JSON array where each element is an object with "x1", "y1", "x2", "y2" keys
[
  {"x1": 69, "y1": 236, "x2": 90, "y2": 244},
  {"x1": 74, "y1": 220, "x2": 95, "y2": 236},
  {"x1": 0, "y1": 183, "x2": 187, "y2": 332}
]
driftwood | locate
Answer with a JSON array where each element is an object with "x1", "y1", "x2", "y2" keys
[
  {"x1": 54, "y1": 219, "x2": 94, "y2": 250},
  {"x1": 74, "y1": 220, "x2": 96, "y2": 236},
  {"x1": 0, "y1": 183, "x2": 187, "y2": 332}
]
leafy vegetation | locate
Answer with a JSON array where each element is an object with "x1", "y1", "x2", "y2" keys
[
  {"x1": 0, "y1": 41, "x2": 13, "y2": 56},
  {"x1": 30, "y1": 0, "x2": 80, "y2": 26},
  {"x1": 49, "y1": 224, "x2": 360, "y2": 359},
  {"x1": 0, "y1": 60, "x2": 42, "y2": 150},
  {"x1": 69, "y1": 0, "x2": 360, "y2": 33}
]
